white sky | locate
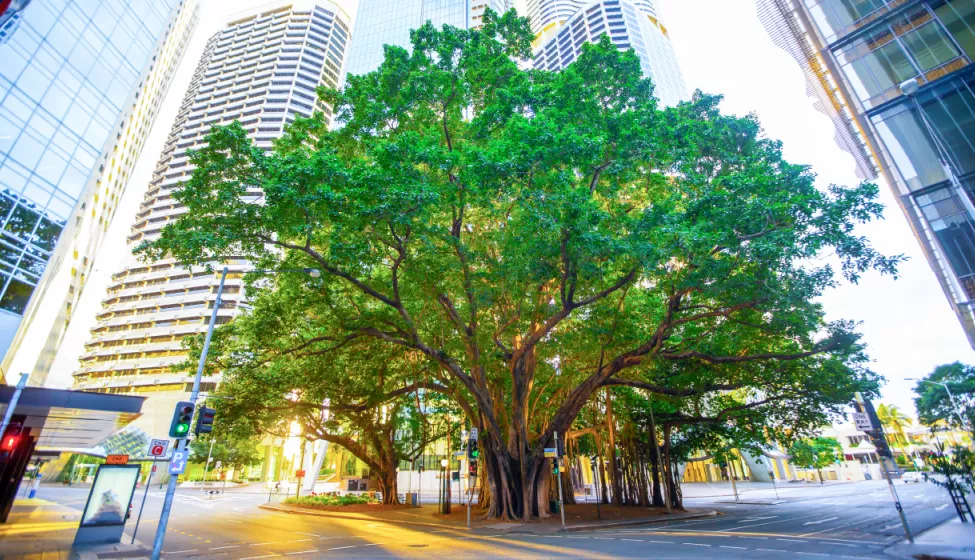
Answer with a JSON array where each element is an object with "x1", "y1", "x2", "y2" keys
[{"x1": 655, "y1": 0, "x2": 974, "y2": 414}]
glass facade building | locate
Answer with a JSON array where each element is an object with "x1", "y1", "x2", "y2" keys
[
  {"x1": 530, "y1": 0, "x2": 688, "y2": 106},
  {"x1": 1, "y1": 0, "x2": 200, "y2": 386},
  {"x1": 0, "y1": 0, "x2": 191, "y2": 362},
  {"x1": 345, "y1": 0, "x2": 511, "y2": 78},
  {"x1": 72, "y1": 1, "x2": 352, "y2": 440},
  {"x1": 758, "y1": 0, "x2": 975, "y2": 347}
]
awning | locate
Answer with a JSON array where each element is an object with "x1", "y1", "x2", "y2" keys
[{"x1": 0, "y1": 386, "x2": 144, "y2": 451}]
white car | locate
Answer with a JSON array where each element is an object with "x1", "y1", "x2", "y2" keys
[{"x1": 901, "y1": 471, "x2": 924, "y2": 484}]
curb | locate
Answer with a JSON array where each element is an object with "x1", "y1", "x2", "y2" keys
[{"x1": 259, "y1": 504, "x2": 719, "y2": 534}]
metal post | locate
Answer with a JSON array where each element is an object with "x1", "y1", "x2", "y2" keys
[
  {"x1": 201, "y1": 438, "x2": 215, "y2": 493},
  {"x1": 882, "y1": 455, "x2": 914, "y2": 543},
  {"x1": 554, "y1": 431, "x2": 565, "y2": 528},
  {"x1": 0, "y1": 373, "x2": 29, "y2": 437},
  {"x1": 648, "y1": 407, "x2": 671, "y2": 514},
  {"x1": 132, "y1": 464, "x2": 156, "y2": 544},
  {"x1": 151, "y1": 266, "x2": 228, "y2": 560},
  {"x1": 940, "y1": 383, "x2": 972, "y2": 435},
  {"x1": 729, "y1": 463, "x2": 740, "y2": 503}
]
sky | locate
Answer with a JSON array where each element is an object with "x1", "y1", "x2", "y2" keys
[
  {"x1": 50, "y1": 0, "x2": 975, "y2": 415},
  {"x1": 654, "y1": 0, "x2": 974, "y2": 414}
]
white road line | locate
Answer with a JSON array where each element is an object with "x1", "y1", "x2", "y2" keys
[
  {"x1": 284, "y1": 550, "x2": 319, "y2": 556},
  {"x1": 361, "y1": 543, "x2": 388, "y2": 547},
  {"x1": 683, "y1": 542, "x2": 711, "y2": 547},
  {"x1": 648, "y1": 540, "x2": 674, "y2": 544},
  {"x1": 239, "y1": 555, "x2": 278, "y2": 560},
  {"x1": 567, "y1": 536, "x2": 589, "y2": 539},
  {"x1": 803, "y1": 517, "x2": 839, "y2": 526},
  {"x1": 721, "y1": 546, "x2": 747, "y2": 550},
  {"x1": 209, "y1": 545, "x2": 239, "y2": 550},
  {"x1": 593, "y1": 537, "x2": 614, "y2": 540},
  {"x1": 725, "y1": 512, "x2": 825, "y2": 531},
  {"x1": 164, "y1": 550, "x2": 199, "y2": 555},
  {"x1": 621, "y1": 539, "x2": 643, "y2": 542},
  {"x1": 292, "y1": 539, "x2": 312, "y2": 542},
  {"x1": 796, "y1": 553, "x2": 830, "y2": 557},
  {"x1": 251, "y1": 542, "x2": 279, "y2": 546},
  {"x1": 801, "y1": 513, "x2": 888, "y2": 537},
  {"x1": 829, "y1": 543, "x2": 861, "y2": 548},
  {"x1": 295, "y1": 532, "x2": 321, "y2": 538},
  {"x1": 757, "y1": 549, "x2": 787, "y2": 553},
  {"x1": 738, "y1": 536, "x2": 768, "y2": 540},
  {"x1": 936, "y1": 504, "x2": 949, "y2": 511},
  {"x1": 777, "y1": 538, "x2": 808, "y2": 543},
  {"x1": 913, "y1": 494, "x2": 924, "y2": 498},
  {"x1": 326, "y1": 546, "x2": 358, "y2": 551}
]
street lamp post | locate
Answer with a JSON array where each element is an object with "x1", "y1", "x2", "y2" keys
[
  {"x1": 440, "y1": 458, "x2": 448, "y2": 514},
  {"x1": 151, "y1": 266, "x2": 320, "y2": 560}
]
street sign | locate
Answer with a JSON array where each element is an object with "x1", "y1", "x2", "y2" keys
[
  {"x1": 148, "y1": 439, "x2": 169, "y2": 457},
  {"x1": 469, "y1": 428, "x2": 478, "y2": 441},
  {"x1": 169, "y1": 450, "x2": 187, "y2": 475},
  {"x1": 543, "y1": 447, "x2": 557, "y2": 458},
  {"x1": 215, "y1": 461, "x2": 221, "y2": 469},
  {"x1": 296, "y1": 469, "x2": 306, "y2": 477},
  {"x1": 853, "y1": 412, "x2": 873, "y2": 431},
  {"x1": 454, "y1": 451, "x2": 466, "y2": 458},
  {"x1": 106, "y1": 454, "x2": 129, "y2": 465}
]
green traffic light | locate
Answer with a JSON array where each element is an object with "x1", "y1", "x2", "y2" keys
[{"x1": 176, "y1": 424, "x2": 188, "y2": 434}]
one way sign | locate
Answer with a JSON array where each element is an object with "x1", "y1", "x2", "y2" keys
[{"x1": 169, "y1": 450, "x2": 187, "y2": 475}]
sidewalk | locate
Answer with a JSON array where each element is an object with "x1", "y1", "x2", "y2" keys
[
  {"x1": 0, "y1": 498, "x2": 149, "y2": 560},
  {"x1": 885, "y1": 518, "x2": 975, "y2": 560},
  {"x1": 681, "y1": 479, "x2": 870, "y2": 503},
  {"x1": 260, "y1": 502, "x2": 717, "y2": 533}
]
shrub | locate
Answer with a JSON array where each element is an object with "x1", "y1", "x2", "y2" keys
[{"x1": 284, "y1": 493, "x2": 380, "y2": 508}]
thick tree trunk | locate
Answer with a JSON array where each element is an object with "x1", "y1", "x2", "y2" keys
[
  {"x1": 605, "y1": 390, "x2": 623, "y2": 506},
  {"x1": 378, "y1": 468, "x2": 398, "y2": 505}
]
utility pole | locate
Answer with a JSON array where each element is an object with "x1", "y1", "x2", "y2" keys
[
  {"x1": 554, "y1": 431, "x2": 565, "y2": 528},
  {"x1": 856, "y1": 394, "x2": 914, "y2": 544},
  {"x1": 151, "y1": 267, "x2": 227, "y2": 560},
  {"x1": 200, "y1": 438, "x2": 216, "y2": 492}
]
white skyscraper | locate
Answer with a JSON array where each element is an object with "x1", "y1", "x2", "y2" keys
[
  {"x1": 529, "y1": 0, "x2": 687, "y2": 106},
  {"x1": 72, "y1": 1, "x2": 352, "y2": 440}
]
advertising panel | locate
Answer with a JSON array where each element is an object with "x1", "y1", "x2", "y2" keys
[{"x1": 80, "y1": 465, "x2": 140, "y2": 527}]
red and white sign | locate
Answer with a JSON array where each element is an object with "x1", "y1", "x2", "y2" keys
[
  {"x1": 106, "y1": 454, "x2": 128, "y2": 465},
  {"x1": 148, "y1": 439, "x2": 170, "y2": 457}
]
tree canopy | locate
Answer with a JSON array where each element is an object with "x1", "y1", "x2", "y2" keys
[
  {"x1": 914, "y1": 362, "x2": 975, "y2": 432},
  {"x1": 140, "y1": 9, "x2": 896, "y2": 519}
]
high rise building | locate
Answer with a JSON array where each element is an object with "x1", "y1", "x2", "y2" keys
[
  {"x1": 528, "y1": 0, "x2": 688, "y2": 106},
  {"x1": 73, "y1": 1, "x2": 352, "y2": 440},
  {"x1": 758, "y1": 0, "x2": 975, "y2": 348},
  {"x1": 1, "y1": 0, "x2": 200, "y2": 386},
  {"x1": 0, "y1": 0, "x2": 198, "y2": 371},
  {"x1": 345, "y1": 0, "x2": 511, "y2": 78}
]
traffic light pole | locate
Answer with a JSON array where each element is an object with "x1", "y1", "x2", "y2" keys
[
  {"x1": 0, "y1": 373, "x2": 29, "y2": 438},
  {"x1": 151, "y1": 267, "x2": 227, "y2": 560}
]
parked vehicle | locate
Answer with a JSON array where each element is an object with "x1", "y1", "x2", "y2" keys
[{"x1": 901, "y1": 471, "x2": 924, "y2": 484}]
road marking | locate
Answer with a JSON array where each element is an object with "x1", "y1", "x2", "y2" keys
[
  {"x1": 326, "y1": 546, "x2": 358, "y2": 551},
  {"x1": 567, "y1": 536, "x2": 589, "y2": 539},
  {"x1": 829, "y1": 543, "x2": 861, "y2": 548},
  {"x1": 796, "y1": 553, "x2": 830, "y2": 557},
  {"x1": 683, "y1": 542, "x2": 711, "y2": 547},
  {"x1": 740, "y1": 516, "x2": 777, "y2": 523},
  {"x1": 285, "y1": 550, "x2": 319, "y2": 556},
  {"x1": 936, "y1": 504, "x2": 949, "y2": 511},
  {"x1": 225, "y1": 520, "x2": 243, "y2": 524},
  {"x1": 648, "y1": 540, "x2": 674, "y2": 544},
  {"x1": 164, "y1": 550, "x2": 198, "y2": 555},
  {"x1": 757, "y1": 549, "x2": 787, "y2": 553},
  {"x1": 292, "y1": 538, "x2": 312, "y2": 542},
  {"x1": 721, "y1": 546, "x2": 747, "y2": 550},
  {"x1": 251, "y1": 542, "x2": 279, "y2": 546},
  {"x1": 739, "y1": 536, "x2": 768, "y2": 540},
  {"x1": 914, "y1": 494, "x2": 924, "y2": 498},
  {"x1": 594, "y1": 537, "x2": 614, "y2": 540},
  {"x1": 777, "y1": 538, "x2": 808, "y2": 543},
  {"x1": 621, "y1": 539, "x2": 643, "y2": 542},
  {"x1": 295, "y1": 532, "x2": 321, "y2": 538},
  {"x1": 239, "y1": 556, "x2": 279, "y2": 560},
  {"x1": 803, "y1": 517, "x2": 839, "y2": 526},
  {"x1": 361, "y1": 543, "x2": 388, "y2": 547},
  {"x1": 209, "y1": 545, "x2": 239, "y2": 550}
]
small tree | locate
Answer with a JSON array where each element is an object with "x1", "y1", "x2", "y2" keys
[
  {"x1": 188, "y1": 434, "x2": 262, "y2": 481},
  {"x1": 924, "y1": 442, "x2": 975, "y2": 522},
  {"x1": 914, "y1": 363, "x2": 975, "y2": 435},
  {"x1": 789, "y1": 437, "x2": 842, "y2": 484}
]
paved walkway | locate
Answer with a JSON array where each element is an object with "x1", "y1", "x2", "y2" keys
[
  {"x1": 885, "y1": 518, "x2": 975, "y2": 559},
  {"x1": 0, "y1": 498, "x2": 148, "y2": 560},
  {"x1": 260, "y1": 502, "x2": 717, "y2": 533}
]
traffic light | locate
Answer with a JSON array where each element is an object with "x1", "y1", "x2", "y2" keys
[
  {"x1": 195, "y1": 406, "x2": 216, "y2": 435},
  {"x1": 169, "y1": 402, "x2": 195, "y2": 438},
  {"x1": 467, "y1": 437, "x2": 479, "y2": 461},
  {"x1": 1, "y1": 421, "x2": 22, "y2": 460}
]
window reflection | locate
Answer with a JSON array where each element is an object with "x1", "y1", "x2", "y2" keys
[{"x1": 915, "y1": 184, "x2": 975, "y2": 298}]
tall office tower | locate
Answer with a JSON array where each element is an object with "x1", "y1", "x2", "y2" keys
[
  {"x1": 73, "y1": 1, "x2": 351, "y2": 438},
  {"x1": 345, "y1": 0, "x2": 511, "y2": 78},
  {"x1": 529, "y1": 0, "x2": 687, "y2": 106},
  {"x1": 1, "y1": 0, "x2": 200, "y2": 386},
  {"x1": 0, "y1": 0, "x2": 197, "y2": 370},
  {"x1": 758, "y1": 0, "x2": 975, "y2": 348}
]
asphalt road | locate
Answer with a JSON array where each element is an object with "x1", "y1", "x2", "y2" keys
[{"x1": 35, "y1": 479, "x2": 956, "y2": 558}]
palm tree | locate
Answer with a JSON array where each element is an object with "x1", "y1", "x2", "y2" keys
[{"x1": 876, "y1": 404, "x2": 913, "y2": 462}]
